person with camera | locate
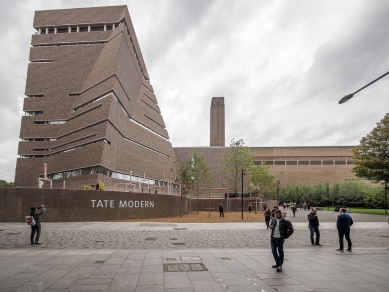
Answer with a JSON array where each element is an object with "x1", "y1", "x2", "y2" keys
[
  {"x1": 269, "y1": 209, "x2": 294, "y2": 272},
  {"x1": 30, "y1": 205, "x2": 46, "y2": 245}
]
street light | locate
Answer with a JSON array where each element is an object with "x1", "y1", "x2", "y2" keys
[
  {"x1": 276, "y1": 180, "x2": 280, "y2": 206},
  {"x1": 326, "y1": 183, "x2": 329, "y2": 211},
  {"x1": 241, "y1": 169, "x2": 246, "y2": 220},
  {"x1": 339, "y1": 70, "x2": 389, "y2": 104}
]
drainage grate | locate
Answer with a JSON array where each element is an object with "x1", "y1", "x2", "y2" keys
[
  {"x1": 93, "y1": 261, "x2": 105, "y2": 264},
  {"x1": 172, "y1": 243, "x2": 185, "y2": 246},
  {"x1": 163, "y1": 263, "x2": 208, "y2": 272},
  {"x1": 145, "y1": 237, "x2": 157, "y2": 241},
  {"x1": 173, "y1": 228, "x2": 187, "y2": 230},
  {"x1": 221, "y1": 257, "x2": 231, "y2": 261},
  {"x1": 166, "y1": 258, "x2": 176, "y2": 261}
]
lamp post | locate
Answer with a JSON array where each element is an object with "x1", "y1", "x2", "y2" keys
[
  {"x1": 241, "y1": 169, "x2": 246, "y2": 220},
  {"x1": 339, "y1": 70, "x2": 389, "y2": 104},
  {"x1": 326, "y1": 183, "x2": 329, "y2": 211},
  {"x1": 385, "y1": 180, "x2": 388, "y2": 216},
  {"x1": 276, "y1": 180, "x2": 280, "y2": 207}
]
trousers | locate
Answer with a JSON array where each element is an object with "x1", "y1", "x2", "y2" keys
[
  {"x1": 338, "y1": 228, "x2": 352, "y2": 250},
  {"x1": 31, "y1": 223, "x2": 41, "y2": 243},
  {"x1": 309, "y1": 226, "x2": 320, "y2": 245},
  {"x1": 271, "y1": 237, "x2": 284, "y2": 266}
]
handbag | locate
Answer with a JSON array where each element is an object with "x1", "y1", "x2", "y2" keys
[{"x1": 25, "y1": 216, "x2": 36, "y2": 226}]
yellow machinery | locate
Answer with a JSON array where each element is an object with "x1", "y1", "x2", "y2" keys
[{"x1": 84, "y1": 182, "x2": 104, "y2": 190}]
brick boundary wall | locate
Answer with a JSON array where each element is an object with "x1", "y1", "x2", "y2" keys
[{"x1": 0, "y1": 188, "x2": 187, "y2": 222}]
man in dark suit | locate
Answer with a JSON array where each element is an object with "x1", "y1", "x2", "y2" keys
[{"x1": 336, "y1": 208, "x2": 353, "y2": 252}]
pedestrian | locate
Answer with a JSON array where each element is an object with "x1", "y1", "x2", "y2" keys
[
  {"x1": 291, "y1": 204, "x2": 297, "y2": 217},
  {"x1": 248, "y1": 203, "x2": 252, "y2": 213},
  {"x1": 303, "y1": 202, "x2": 307, "y2": 211},
  {"x1": 282, "y1": 202, "x2": 286, "y2": 210},
  {"x1": 30, "y1": 205, "x2": 46, "y2": 245},
  {"x1": 219, "y1": 203, "x2": 224, "y2": 217},
  {"x1": 336, "y1": 208, "x2": 353, "y2": 252},
  {"x1": 271, "y1": 205, "x2": 278, "y2": 218},
  {"x1": 307, "y1": 202, "x2": 311, "y2": 211},
  {"x1": 263, "y1": 204, "x2": 267, "y2": 213},
  {"x1": 264, "y1": 208, "x2": 271, "y2": 229},
  {"x1": 307, "y1": 208, "x2": 322, "y2": 246},
  {"x1": 269, "y1": 209, "x2": 294, "y2": 272}
]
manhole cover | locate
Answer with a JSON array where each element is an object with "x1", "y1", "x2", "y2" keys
[
  {"x1": 166, "y1": 258, "x2": 176, "y2": 261},
  {"x1": 145, "y1": 237, "x2": 157, "y2": 241},
  {"x1": 172, "y1": 243, "x2": 185, "y2": 246},
  {"x1": 163, "y1": 263, "x2": 208, "y2": 272},
  {"x1": 173, "y1": 228, "x2": 187, "y2": 230},
  {"x1": 221, "y1": 257, "x2": 231, "y2": 261},
  {"x1": 93, "y1": 261, "x2": 105, "y2": 264}
]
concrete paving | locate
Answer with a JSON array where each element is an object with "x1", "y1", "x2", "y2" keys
[{"x1": 0, "y1": 211, "x2": 388, "y2": 291}]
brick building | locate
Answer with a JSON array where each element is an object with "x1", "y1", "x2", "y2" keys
[{"x1": 15, "y1": 6, "x2": 178, "y2": 192}]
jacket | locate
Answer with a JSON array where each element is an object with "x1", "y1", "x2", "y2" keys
[
  {"x1": 270, "y1": 217, "x2": 294, "y2": 240},
  {"x1": 307, "y1": 213, "x2": 319, "y2": 227},
  {"x1": 30, "y1": 208, "x2": 46, "y2": 224},
  {"x1": 337, "y1": 213, "x2": 353, "y2": 229}
]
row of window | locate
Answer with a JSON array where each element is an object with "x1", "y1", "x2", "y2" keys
[
  {"x1": 34, "y1": 120, "x2": 66, "y2": 125},
  {"x1": 254, "y1": 160, "x2": 354, "y2": 166},
  {"x1": 37, "y1": 23, "x2": 118, "y2": 35},
  {"x1": 46, "y1": 165, "x2": 179, "y2": 188}
]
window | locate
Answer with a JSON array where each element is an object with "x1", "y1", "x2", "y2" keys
[
  {"x1": 25, "y1": 111, "x2": 43, "y2": 116},
  {"x1": 347, "y1": 160, "x2": 356, "y2": 165},
  {"x1": 106, "y1": 24, "x2": 113, "y2": 30},
  {"x1": 323, "y1": 160, "x2": 333, "y2": 165},
  {"x1": 79, "y1": 26, "x2": 88, "y2": 32},
  {"x1": 298, "y1": 161, "x2": 309, "y2": 165},
  {"x1": 48, "y1": 28, "x2": 54, "y2": 34},
  {"x1": 57, "y1": 27, "x2": 68, "y2": 34},
  {"x1": 310, "y1": 161, "x2": 321, "y2": 165},
  {"x1": 26, "y1": 94, "x2": 43, "y2": 98},
  {"x1": 335, "y1": 160, "x2": 346, "y2": 165},
  {"x1": 90, "y1": 25, "x2": 104, "y2": 31},
  {"x1": 286, "y1": 161, "x2": 297, "y2": 165},
  {"x1": 274, "y1": 161, "x2": 285, "y2": 165},
  {"x1": 71, "y1": 27, "x2": 77, "y2": 32}
]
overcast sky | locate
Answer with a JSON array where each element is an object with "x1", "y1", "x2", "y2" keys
[{"x1": 1, "y1": 0, "x2": 389, "y2": 182}]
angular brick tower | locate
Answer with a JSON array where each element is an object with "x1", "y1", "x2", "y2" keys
[
  {"x1": 15, "y1": 6, "x2": 177, "y2": 190},
  {"x1": 210, "y1": 97, "x2": 225, "y2": 147}
]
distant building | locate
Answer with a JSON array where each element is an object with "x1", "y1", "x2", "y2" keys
[
  {"x1": 210, "y1": 97, "x2": 225, "y2": 147},
  {"x1": 15, "y1": 6, "x2": 177, "y2": 191}
]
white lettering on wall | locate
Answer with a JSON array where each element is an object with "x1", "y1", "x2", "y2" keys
[{"x1": 90, "y1": 200, "x2": 155, "y2": 208}]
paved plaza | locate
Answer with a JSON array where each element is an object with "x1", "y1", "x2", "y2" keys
[{"x1": 0, "y1": 210, "x2": 388, "y2": 291}]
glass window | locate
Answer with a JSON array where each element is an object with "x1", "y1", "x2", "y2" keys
[
  {"x1": 274, "y1": 161, "x2": 285, "y2": 165},
  {"x1": 323, "y1": 160, "x2": 333, "y2": 165},
  {"x1": 298, "y1": 161, "x2": 309, "y2": 165},
  {"x1": 286, "y1": 161, "x2": 297, "y2": 165},
  {"x1": 310, "y1": 161, "x2": 321, "y2": 165}
]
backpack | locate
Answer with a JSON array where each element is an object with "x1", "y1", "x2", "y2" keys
[{"x1": 25, "y1": 216, "x2": 36, "y2": 226}]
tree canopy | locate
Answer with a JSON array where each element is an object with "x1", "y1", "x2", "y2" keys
[
  {"x1": 219, "y1": 139, "x2": 253, "y2": 195},
  {"x1": 249, "y1": 162, "x2": 275, "y2": 196},
  {"x1": 353, "y1": 113, "x2": 389, "y2": 183},
  {"x1": 0, "y1": 180, "x2": 13, "y2": 188}
]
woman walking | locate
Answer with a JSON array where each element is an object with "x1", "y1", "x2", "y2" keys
[
  {"x1": 264, "y1": 208, "x2": 271, "y2": 229},
  {"x1": 30, "y1": 205, "x2": 46, "y2": 245}
]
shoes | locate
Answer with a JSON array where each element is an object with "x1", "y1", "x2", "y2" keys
[
  {"x1": 272, "y1": 265, "x2": 281, "y2": 268},
  {"x1": 31, "y1": 242, "x2": 34, "y2": 245},
  {"x1": 276, "y1": 266, "x2": 282, "y2": 272},
  {"x1": 316, "y1": 244, "x2": 323, "y2": 246},
  {"x1": 312, "y1": 244, "x2": 315, "y2": 246},
  {"x1": 347, "y1": 248, "x2": 352, "y2": 252},
  {"x1": 336, "y1": 249, "x2": 344, "y2": 252},
  {"x1": 35, "y1": 242, "x2": 41, "y2": 245}
]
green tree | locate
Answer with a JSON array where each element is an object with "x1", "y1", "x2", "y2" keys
[
  {"x1": 190, "y1": 152, "x2": 214, "y2": 214},
  {"x1": 353, "y1": 113, "x2": 389, "y2": 213},
  {"x1": 353, "y1": 114, "x2": 389, "y2": 182},
  {"x1": 0, "y1": 180, "x2": 14, "y2": 187},
  {"x1": 171, "y1": 159, "x2": 192, "y2": 198},
  {"x1": 249, "y1": 162, "x2": 275, "y2": 196},
  {"x1": 219, "y1": 139, "x2": 253, "y2": 196}
]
